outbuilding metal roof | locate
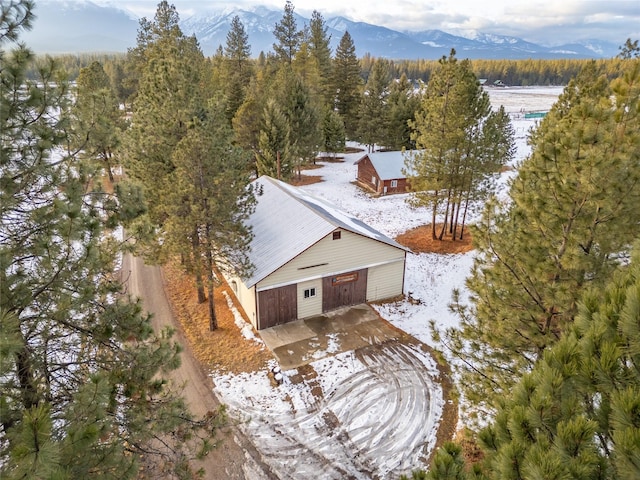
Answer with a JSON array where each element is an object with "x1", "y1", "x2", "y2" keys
[
  {"x1": 356, "y1": 150, "x2": 418, "y2": 180},
  {"x1": 243, "y1": 176, "x2": 407, "y2": 287}
]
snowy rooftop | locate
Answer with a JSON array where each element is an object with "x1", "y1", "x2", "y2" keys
[
  {"x1": 244, "y1": 175, "x2": 407, "y2": 287},
  {"x1": 356, "y1": 150, "x2": 417, "y2": 180}
]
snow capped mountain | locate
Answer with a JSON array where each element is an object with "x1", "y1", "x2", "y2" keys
[
  {"x1": 553, "y1": 39, "x2": 620, "y2": 57},
  {"x1": 21, "y1": 1, "x2": 621, "y2": 60}
]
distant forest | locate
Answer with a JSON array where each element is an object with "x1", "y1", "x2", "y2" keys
[{"x1": 32, "y1": 51, "x2": 625, "y2": 87}]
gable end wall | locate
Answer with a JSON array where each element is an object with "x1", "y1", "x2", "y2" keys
[
  {"x1": 356, "y1": 157, "x2": 382, "y2": 194},
  {"x1": 257, "y1": 229, "x2": 404, "y2": 291}
]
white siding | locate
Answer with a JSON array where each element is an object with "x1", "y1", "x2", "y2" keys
[
  {"x1": 257, "y1": 229, "x2": 404, "y2": 290},
  {"x1": 225, "y1": 272, "x2": 258, "y2": 329},
  {"x1": 367, "y1": 259, "x2": 405, "y2": 301},
  {"x1": 297, "y1": 279, "x2": 323, "y2": 319}
]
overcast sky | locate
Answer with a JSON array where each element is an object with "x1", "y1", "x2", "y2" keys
[{"x1": 101, "y1": 0, "x2": 639, "y2": 46}]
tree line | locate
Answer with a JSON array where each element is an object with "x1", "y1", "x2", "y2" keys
[{"x1": 34, "y1": 46, "x2": 628, "y2": 89}]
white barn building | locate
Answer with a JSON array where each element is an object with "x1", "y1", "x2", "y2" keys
[{"x1": 227, "y1": 176, "x2": 408, "y2": 330}]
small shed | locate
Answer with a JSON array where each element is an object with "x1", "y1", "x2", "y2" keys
[
  {"x1": 355, "y1": 151, "x2": 413, "y2": 195},
  {"x1": 226, "y1": 176, "x2": 408, "y2": 330}
]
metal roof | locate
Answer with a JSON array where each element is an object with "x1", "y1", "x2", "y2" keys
[
  {"x1": 243, "y1": 176, "x2": 407, "y2": 287},
  {"x1": 356, "y1": 151, "x2": 417, "y2": 180}
]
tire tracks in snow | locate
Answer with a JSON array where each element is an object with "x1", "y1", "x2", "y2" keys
[{"x1": 229, "y1": 340, "x2": 443, "y2": 479}]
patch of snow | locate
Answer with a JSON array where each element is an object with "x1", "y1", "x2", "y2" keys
[
  {"x1": 422, "y1": 41, "x2": 444, "y2": 48},
  {"x1": 223, "y1": 291, "x2": 264, "y2": 345}
]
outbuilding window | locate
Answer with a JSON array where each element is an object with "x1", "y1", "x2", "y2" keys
[
  {"x1": 391, "y1": 180, "x2": 398, "y2": 187},
  {"x1": 304, "y1": 287, "x2": 316, "y2": 299},
  {"x1": 333, "y1": 231, "x2": 341, "y2": 240}
]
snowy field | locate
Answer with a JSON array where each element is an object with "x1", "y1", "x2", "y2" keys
[
  {"x1": 485, "y1": 85, "x2": 564, "y2": 113},
  {"x1": 211, "y1": 86, "x2": 563, "y2": 479}
]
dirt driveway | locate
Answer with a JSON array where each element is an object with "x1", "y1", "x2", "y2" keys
[{"x1": 123, "y1": 254, "x2": 275, "y2": 479}]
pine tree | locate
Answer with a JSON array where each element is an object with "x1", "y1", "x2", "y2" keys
[
  {"x1": 406, "y1": 50, "x2": 509, "y2": 241},
  {"x1": 223, "y1": 15, "x2": 252, "y2": 122},
  {"x1": 331, "y1": 31, "x2": 362, "y2": 139},
  {"x1": 273, "y1": 67, "x2": 322, "y2": 177},
  {"x1": 272, "y1": 0, "x2": 304, "y2": 65},
  {"x1": 473, "y1": 242, "x2": 640, "y2": 479},
  {"x1": 307, "y1": 10, "x2": 333, "y2": 108},
  {"x1": 416, "y1": 242, "x2": 640, "y2": 479},
  {"x1": 71, "y1": 60, "x2": 124, "y2": 182},
  {"x1": 356, "y1": 58, "x2": 392, "y2": 150},
  {"x1": 165, "y1": 100, "x2": 255, "y2": 330},
  {"x1": 123, "y1": 1, "x2": 204, "y2": 227},
  {"x1": 322, "y1": 109, "x2": 346, "y2": 158},
  {"x1": 385, "y1": 73, "x2": 421, "y2": 150},
  {"x1": 292, "y1": 41, "x2": 322, "y2": 99},
  {"x1": 453, "y1": 105, "x2": 516, "y2": 240},
  {"x1": 425, "y1": 443, "x2": 471, "y2": 480},
  {"x1": 444, "y1": 58, "x2": 640, "y2": 415},
  {"x1": 256, "y1": 99, "x2": 293, "y2": 180},
  {"x1": 1, "y1": 3, "x2": 220, "y2": 477},
  {"x1": 232, "y1": 74, "x2": 266, "y2": 157},
  {"x1": 102, "y1": 56, "x2": 132, "y2": 110}
]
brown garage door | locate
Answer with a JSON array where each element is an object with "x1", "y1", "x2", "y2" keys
[
  {"x1": 322, "y1": 269, "x2": 368, "y2": 312},
  {"x1": 258, "y1": 284, "x2": 298, "y2": 329}
]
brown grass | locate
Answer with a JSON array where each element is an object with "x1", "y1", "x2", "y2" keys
[
  {"x1": 290, "y1": 174, "x2": 323, "y2": 186},
  {"x1": 163, "y1": 261, "x2": 272, "y2": 374},
  {"x1": 396, "y1": 224, "x2": 474, "y2": 254},
  {"x1": 316, "y1": 155, "x2": 345, "y2": 163},
  {"x1": 345, "y1": 146, "x2": 365, "y2": 154}
]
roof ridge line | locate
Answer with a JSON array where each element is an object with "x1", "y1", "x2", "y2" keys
[{"x1": 262, "y1": 175, "x2": 342, "y2": 231}]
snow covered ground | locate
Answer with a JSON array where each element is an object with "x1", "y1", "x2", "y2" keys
[{"x1": 211, "y1": 86, "x2": 563, "y2": 478}]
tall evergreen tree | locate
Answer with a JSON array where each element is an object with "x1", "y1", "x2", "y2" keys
[
  {"x1": 256, "y1": 99, "x2": 293, "y2": 180},
  {"x1": 0, "y1": 3, "x2": 218, "y2": 477},
  {"x1": 71, "y1": 60, "x2": 125, "y2": 182},
  {"x1": 423, "y1": 245, "x2": 640, "y2": 480},
  {"x1": 122, "y1": 1, "x2": 187, "y2": 105},
  {"x1": 385, "y1": 73, "x2": 421, "y2": 150},
  {"x1": 223, "y1": 15, "x2": 252, "y2": 122},
  {"x1": 165, "y1": 100, "x2": 255, "y2": 330},
  {"x1": 444, "y1": 58, "x2": 640, "y2": 416},
  {"x1": 453, "y1": 105, "x2": 516, "y2": 241},
  {"x1": 272, "y1": 0, "x2": 304, "y2": 65},
  {"x1": 307, "y1": 10, "x2": 333, "y2": 108},
  {"x1": 233, "y1": 72, "x2": 268, "y2": 161},
  {"x1": 469, "y1": 242, "x2": 640, "y2": 479},
  {"x1": 123, "y1": 1, "x2": 204, "y2": 227},
  {"x1": 274, "y1": 67, "x2": 322, "y2": 177},
  {"x1": 102, "y1": 56, "x2": 132, "y2": 110},
  {"x1": 331, "y1": 31, "x2": 362, "y2": 139},
  {"x1": 356, "y1": 58, "x2": 392, "y2": 151},
  {"x1": 405, "y1": 50, "x2": 510, "y2": 241},
  {"x1": 291, "y1": 42, "x2": 321, "y2": 98}
]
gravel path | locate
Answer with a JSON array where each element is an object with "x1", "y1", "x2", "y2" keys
[{"x1": 123, "y1": 253, "x2": 276, "y2": 479}]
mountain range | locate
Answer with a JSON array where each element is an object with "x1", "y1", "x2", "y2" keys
[{"x1": 20, "y1": 1, "x2": 621, "y2": 60}]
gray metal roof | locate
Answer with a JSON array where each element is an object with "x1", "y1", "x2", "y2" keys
[
  {"x1": 243, "y1": 176, "x2": 407, "y2": 287},
  {"x1": 357, "y1": 151, "x2": 418, "y2": 180}
]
